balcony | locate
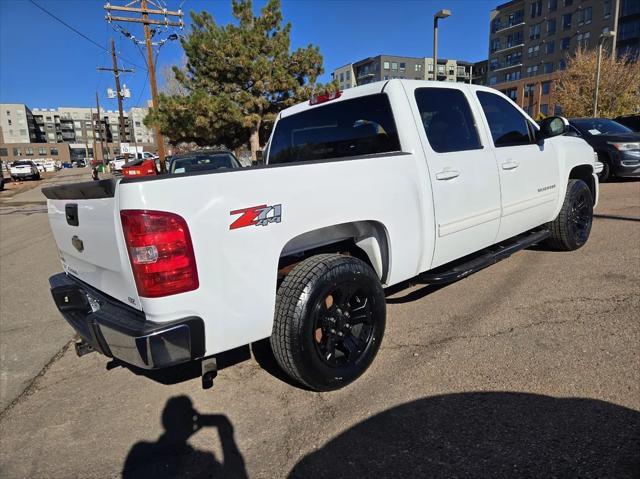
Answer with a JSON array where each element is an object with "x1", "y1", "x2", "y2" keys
[
  {"x1": 493, "y1": 63, "x2": 523, "y2": 73},
  {"x1": 492, "y1": 21, "x2": 525, "y2": 35},
  {"x1": 492, "y1": 43, "x2": 525, "y2": 55}
]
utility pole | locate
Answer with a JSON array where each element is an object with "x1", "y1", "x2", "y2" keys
[
  {"x1": 611, "y1": 0, "x2": 620, "y2": 57},
  {"x1": 95, "y1": 92, "x2": 105, "y2": 164},
  {"x1": 432, "y1": 9, "x2": 451, "y2": 82},
  {"x1": 98, "y1": 39, "x2": 134, "y2": 159},
  {"x1": 104, "y1": 1, "x2": 183, "y2": 172}
]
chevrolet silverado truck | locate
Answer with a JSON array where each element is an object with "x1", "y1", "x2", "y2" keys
[{"x1": 44, "y1": 80, "x2": 599, "y2": 391}]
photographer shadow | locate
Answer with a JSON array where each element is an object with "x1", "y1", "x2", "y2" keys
[{"x1": 122, "y1": 395, "x2": 247, "y2": 479}]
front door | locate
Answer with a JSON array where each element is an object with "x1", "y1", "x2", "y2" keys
[
  {"x1": 409, "y1": 85, "x2": 502, "y2": 268},
  {"x1": 475, "y1": 91, "x2": 560, "y2": 241}
]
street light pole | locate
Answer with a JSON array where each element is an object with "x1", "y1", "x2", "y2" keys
[
  {"x1": 433, "y1": 9, "x2": 451, "y2": 81},
  {"x1": 593, "y1": 31, "x2": 616, "y2": 117}
]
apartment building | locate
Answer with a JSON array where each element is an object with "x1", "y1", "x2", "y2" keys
[
  {"x1": 1, "y1": 103, "x2": 156, "y2": 164},
  {"x1": 488, "y1": 0, "x2": 639, "y2": 117},
  {"x1": 332, "y1": 54, "x2": 486, "y2": 90}
]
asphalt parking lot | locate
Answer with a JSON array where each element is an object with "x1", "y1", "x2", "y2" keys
[{"x1": 0, "y1": 173, "x2": 638, "y2": 478}]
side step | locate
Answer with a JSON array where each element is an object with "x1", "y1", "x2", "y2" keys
[{"x1": 418, "y1": 229, "x2": 550, "y2": 285}]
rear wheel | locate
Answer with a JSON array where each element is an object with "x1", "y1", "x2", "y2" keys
[
  {"x1": 271, "y1": 254, "x2": 386, "y2": 391},
  {"x1": 544, "y1": 179, "x2": 593, "y2": 251}
]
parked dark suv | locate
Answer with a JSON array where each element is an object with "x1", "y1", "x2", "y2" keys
[
  {"x1": 566, "y1": 118, "x2": 640, "y2": 181},
  {"x1": 614, "y1": 114, "x2": 640, "y2": 132}
]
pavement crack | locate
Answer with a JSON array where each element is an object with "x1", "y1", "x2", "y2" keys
[{"x1": 0, "y1": 340, "x2": 73, "y2": 420}]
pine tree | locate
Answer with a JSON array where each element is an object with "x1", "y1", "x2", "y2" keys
[{"x1": 146, "y1": 0, "x2": 328, "y2": 160}]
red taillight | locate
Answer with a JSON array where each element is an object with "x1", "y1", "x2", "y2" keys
[
  {"x1": 120, "y1": 210, "x2": 199, "y2": 298},
  {"x1": 309, "y1": 90, "x2": 342, "y2": 105}
]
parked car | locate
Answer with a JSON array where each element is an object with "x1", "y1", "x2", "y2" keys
[
  {"x1": 61, "y1": 162, "x2": 73, "y2": 169},
  {"x1": 73, "y1": 159, "x2": 87, "y2": 168},
  {"x1": 35, "y1": 163, "x2": 46, "y2": 173},
  {"x1": 44, "y1": 80, "x2": 598, "y2": 392},
  {"x1": 109, "y1": 156, "x2": 127, "y2": 172},
  {"x1": 613, "y1": 114, "x2": 640, "y2": 132},
  {"x1": 121, "y1": 158, "x2": 158, "y2": 178},
  {"x1": 10, "y1": 160, "x2": 40, "y2": 181},
  {"x1": 168, "y1": 150, "x2": 241, "y2": 174},
  {"x1": 567, "y1": 118, "x2": 640, "y2": 181}
]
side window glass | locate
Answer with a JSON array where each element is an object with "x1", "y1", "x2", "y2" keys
[
  {"x1": 414, "y1": 88, "x2": 482, "y2": 153},
  {"x1": 476, "y1": 91, "x2": 533, "y2": 146}
]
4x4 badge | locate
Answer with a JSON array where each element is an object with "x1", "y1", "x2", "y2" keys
[{"x1": 230, "y1": 204, "x2": 282, "y2": 230}]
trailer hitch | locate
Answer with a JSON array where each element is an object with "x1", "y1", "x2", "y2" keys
[
  {"x1": 74, "y1": 340, "x2": 95, "y2": 357},
  {"x1": 201, "y1": 357, "x2": 218, "y2": 389}
]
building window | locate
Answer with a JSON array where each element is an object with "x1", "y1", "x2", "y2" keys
[
  {"x1": 558, "y1": 59, "x2": 567, "y2": 70},
  {"x1": 578, "y1": 7, "x2": 592, "y2": 26},
  {"x1": 543, "y1": 62, "x2": 554, "y2": 74},
  {"x1": 502, "y1": 87, "x2": 518, "y2": 100},
  {"x1": 340, "y1": 72, "x2": 344, "y2": 82},
  {"x1": 563, "y1": 0, "x2": 573, "y2": 6},
  {"x1": 526, "y1": 65, "x2": 539, "y2": 77},
  {"x1": 562, "y1": 13, "x2": 572, "y2": 30},
  {"x1": 561, "y1": 37, "x2": 571, "y2": 50},
  {"x1": 530, "y1": 0, "x2": 542, "y2": 18},
  {"x1": 383, "y1": 61, "x2": 390, "y2": 70},
  {"x1": 391, "y1": 62, "x2": 398, "y2": 71},
  {"x1": 542, "y1": 81, "x2": 551, "y2": 94},
  {"x1": 489, "y1": 75, "x2": 498, "y2": 86},
  {"x1": 399, "y1": 62, "x2": 406, "y2": 71},
  {"x1": 546, "y1": 41, "x2": 555, "y2": 54},
  {"x1": 547, "y1": 18, "x2": 556, "y2": 35},
  {"x1": 548, "y1": 0, "x2": 557, "y2": 12},
  {"x1": 26, "y1": 147, "x2": 34, "y2": 156},
  {"x1": 38, "y1": 147, "x2": 46, "y2": 155},
  {"x1": 577, "y1": 31, "x2": 591, "y2": 48},
  {"x1": 46, "y1": 116, "x2": 51, "y2": 121},
  {"x1": 346, "y1": 71, "x2": 351, "y2": 80},
  {"x1": 505, "y1": 70, "x2": 521, "y2": 81},
  {"x1": 437, "y1": 64, "x2": 445, "y2": 74},
  {"x1": 13, "y1": 148, "x2": 21, "y2": 156},
  {"x1": 48, "y1": 148, "x2": 58, "y2": 156},
  {"x1": 415, "y1": 64, "x2": 423, "y2": 72},
  {"x1": 603, "y1": 0, "x2": 612, "y2": 18},
  {"x1": 5, "y1": 110, "x2": 9, "y2": 116},
  {"x1": 529, "y1": 23, "x2": 541, "y2": 40},
  {"x1": 527, "y1": 44, "x2": 540, "y2": 58},
  {"x1": 540, "y1": 104, "x2": 549, "y2": 115},
  {"x1": 0, "y1": 148, "x2": 7, "y2": 156},
  {"x1": 554, "y1": 104, "x2": 563, "y2": 115},
  {"x1": 524, "y1": 83, "x2": 535, "y2": 97}
]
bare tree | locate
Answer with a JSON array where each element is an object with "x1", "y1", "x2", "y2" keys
[{"x1": 554, "y1": 48, "x2": 640, "y2": 118}]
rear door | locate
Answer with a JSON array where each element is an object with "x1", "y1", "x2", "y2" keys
[
  {"x1": 474, "y1": 90, "x2": 559, "y2": 241},
  {"x1": 407, "y1": 85, "x2": 502, "y2": 268}
]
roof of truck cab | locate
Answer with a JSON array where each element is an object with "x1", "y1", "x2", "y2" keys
[{"x1": 279, "y1": 79, "x2": 491, "y2": 118}]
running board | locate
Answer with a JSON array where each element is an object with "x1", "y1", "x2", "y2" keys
[{"x1": 418, "y1": 229, "x2": 550, "y2": 285}]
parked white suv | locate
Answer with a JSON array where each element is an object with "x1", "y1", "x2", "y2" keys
[
  {"x1": 11, "y1": 160, "x2": 40, "y2": 180},
  {"x1": 44, "y1": 80, "x2": 598, "y2": 391}
]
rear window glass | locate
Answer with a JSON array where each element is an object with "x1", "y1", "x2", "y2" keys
[
  {"x1": 170, "y1": 153, "x2": 239, "y2": 174},
  {"x1": 268, "y1": 94, "x2": 401, "y2": 164}
]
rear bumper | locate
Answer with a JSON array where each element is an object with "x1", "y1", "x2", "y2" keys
[{"x1": 49, "y1": 273, "x2": 205, "y2": 369}]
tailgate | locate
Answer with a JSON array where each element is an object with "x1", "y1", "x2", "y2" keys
[{"x1": 43, "y1": 179, "x2": 141, "y2": 309}]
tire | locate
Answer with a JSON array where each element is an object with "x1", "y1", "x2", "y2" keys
[
  {"x1": 271, "y1": 254, "x2": 386, "y2": 391},
  {"x1": 544, "y1": 179, "x2": 593, "y2": 251},
  {"x1": 597, "y1": 155, "x2": 611, "y2": 182},
  {"x1": 34, "y1": 173, "x2": 41, "y2": 181}
]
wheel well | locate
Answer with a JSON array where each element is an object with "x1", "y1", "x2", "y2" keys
[
  {"x1": 569, "y1": 165, "x2": 595, "y2": 201},
  {"x1": 278, "y1": 221, "x2": 390, "y2": 283}
]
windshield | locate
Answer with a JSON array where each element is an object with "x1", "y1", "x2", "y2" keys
[
  {"x1": 12, "y1": 161, "x2": 32, "y2": 167},
  {"x1": 170, "y1": 152, "x2": 239, "y2": 174},
  {"x1": 571, "y1": 119, "x2": 632, "y2": 136}
]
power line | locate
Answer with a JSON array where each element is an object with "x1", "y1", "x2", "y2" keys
[{"x1": 28, "y1": 0, "x2": 146, "y2": 70}]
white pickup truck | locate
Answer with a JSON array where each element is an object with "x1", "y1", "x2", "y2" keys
[{"x1": 44, "y1": 80, "x2": 598, "y2": 391}]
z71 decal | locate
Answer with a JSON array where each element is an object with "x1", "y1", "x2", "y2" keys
[{"x1": 230, "y1": 204, "x2": 282, "y2": 230}]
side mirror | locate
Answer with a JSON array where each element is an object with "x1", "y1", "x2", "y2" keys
[{"x1": 538, "y1": 116, "x2": 568, "y2": 140}]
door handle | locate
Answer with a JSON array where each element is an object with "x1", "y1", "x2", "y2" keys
[
  {"x1": 502, "y1": 160, "x2": 519, "y2": 170},
  {"x1": 435, "y1": 170, "x2": 460, "y2": 181}
]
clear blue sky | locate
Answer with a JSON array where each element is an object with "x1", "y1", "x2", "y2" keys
[{"x1": 0, "y1": 0, "x2": 496, "y2": 109}]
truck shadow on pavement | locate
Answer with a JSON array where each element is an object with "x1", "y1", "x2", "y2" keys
[
  {"x1": 122, "y1": 395, "x2": 247, "y2": 479},
  {"x1": 289, "y1": 391, "x2": 640, "y2": 479}
]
